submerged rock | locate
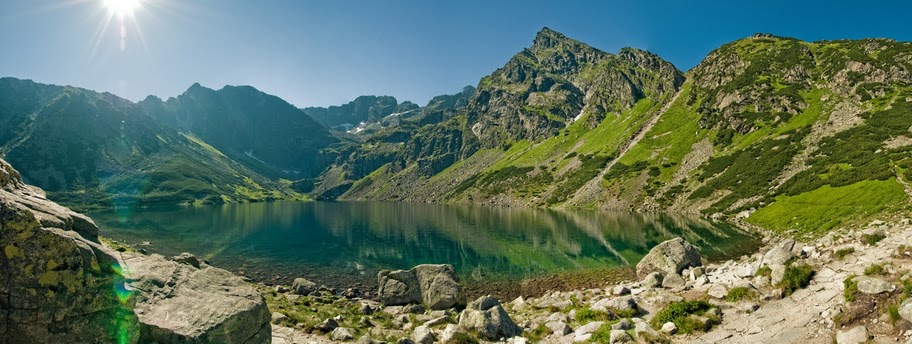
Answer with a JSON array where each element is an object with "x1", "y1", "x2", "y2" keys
[
  {"x1": 636, "y1": 237, "x2": 702, "y2": 278},
  {"x1": 459, "y1": 295, "x2": 521, "y2": 340},
  {"x1": 124, "y1": 252, "x2": 271, "y2": 343},
  {"x1": 0, "y1": 158, "x2": 139, "y2": 343}
]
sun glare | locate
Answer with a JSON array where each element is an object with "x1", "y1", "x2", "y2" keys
[{"x1": 104, "y1": 0, "x2": 141, "y2": 17}]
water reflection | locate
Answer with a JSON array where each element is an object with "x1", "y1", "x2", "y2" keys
[{"x1": 92, "y1": 201, "x2": 758, "y2": 286}]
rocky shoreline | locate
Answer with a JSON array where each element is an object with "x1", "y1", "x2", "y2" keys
[{"x1": 265, "y1": 218, "x2": 912, "y2": 344}]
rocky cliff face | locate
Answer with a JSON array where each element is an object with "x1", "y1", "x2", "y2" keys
[
  {"x1": 0, "y1": 158, "x2": 139, "y2": 343},
  {"x1": 0, "y1": 158, "x2": 272, "y2": 343},
  {"x1": 465, "y1": 27, "x2": 683, "y2": 148}
]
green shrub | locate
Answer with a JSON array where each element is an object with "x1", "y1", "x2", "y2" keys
[
  {"x1": 862, "y1": 232, "x2": 886, "y2": 246},
  {"x1": 590, "y1": 322, "x2": 616, "y2": 343},
  {"x1": 756, "y1": 266, "x2": 772, "y2": 277},
  {"x1": 889, "y1": 303, "x2": 902, "y2": 325},
  {"x1": 527, "y1": 323, "x2": 551, "y2": 342},
  {"x1": 725, "y1": 287, "x2": 756, "y2": 302},
  {"x1": 835, "y1": 247, "x2": 855, "y2": 259},
  {"x1": 777, "y1": 264, "x2": 814, "y2": 296},
  {"x1": 844, "y1": 275, "x2": 859, "y2": 302},
  {"x1": 650, "y1": 300, "x2": 714, "y2": 334},
  {"x1": 864, "y1": 263, "x2": 885, "y2": 276},
  {"x1": 576, "y1": 307, "x2": 613, "y2": 323},
  {"x1": 903, "y1": 278, "x2": 912, "y2": 297}
]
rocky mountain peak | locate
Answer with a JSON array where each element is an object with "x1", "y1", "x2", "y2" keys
[{"x1": 531, "y1": 27, "x2": 567, "y2": 50}]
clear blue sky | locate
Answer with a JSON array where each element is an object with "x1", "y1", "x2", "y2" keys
[{"x1": 1, "y1": 0, "x2": 910, "y2": 107}]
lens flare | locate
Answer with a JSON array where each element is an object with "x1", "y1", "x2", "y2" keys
[{"x1": 104, "y1": 0, "x2": 141, "y2": 18}]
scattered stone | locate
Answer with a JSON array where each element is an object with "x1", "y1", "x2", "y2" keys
[
  {"x1": 357, "y1": 335, "x2": 381, "y2": 344},
  {"x1": 359, "y1": 317, "x2": 373, "y2": 328},
  {"x1": 459, "y1": 296, "x2": 521, "y2": 340},
  {"x1": 315, "y1": 318, "x2": 339, "y2": 333},
  {"x1": 662, "y1": 273, "x2": 686, "y2": 289},
  {"x1": 551, "y1": 300, "x2": 573, "y2": 311},
  {"x1": 854, "y1": 276, "x2": 895, "y2": 294},
  {"x1": 403, "y1": 304, "x2": 425, "y2": 314},
  {"x1": 545, "y1": 321, "x2": 572, "y2": 335},
  {"x1": 900, "y1": 299, "x2": 912, "y2": 322},
  {"x1": 592, "y1": 296, "x2": 638, "y2": 313},
  {"x1": 331, "y1": 327, "x2": 355, "y2": 341},
  {"x1": 271, "y1": 312, "x2": 288, "y2": 325},
  {"x1": 613, "y1": 285, "x2": 631, "y2": 296},
  {"x1": 763, "y1": 239, "x2": 796, "y2": 266},
  {"x1": 573, "y1": 321, "x2": 605, "y2": 342},
  {"x1": 412, "y1": 325, "x2": 436, "y2": 344},
  {"x1": 633, "y1": 318, "x2": 659, "y2": 339},
  {"x1": 641, "y1": 272, "x2": 664, "y2": 288},
  {"x1": 425, "y1": 316, "x2": 449, "y2": 327},
  {"x1": 396, "y1": 339, "x2": 416, "y2": 344},
  {"x1": 770, "y1": 264, "x2": 787, "y2": 285},
  {"x1": 836, "y1": 326, "x2": 869, "y2": 344},
  {"x1": 439, "y1": 324, "x2": 464, "y2": 343},
  {"x1": 275, "y1": 285, "x2": 289, "y2": 293},
  {"x1": 661, "y1": 322, "x2": 677, "y2": 334},
  {"x1": 708, "y1": 284, "x2": 728, "y2": 299},
  {"x1": 612, "y1": 318, "x2": 633, "y2": 330},
  {"x1": 292, "y1": 278, "x2": 318, "y2": 296},
  {"x1": 636, "y1": 237, "x2": 703, "y2": 278},
  {"x1": 506, "y1": 337, "x2": 529, "y2": 344},
  {"x1": 359, "y1": 303, "x2": 374, "y2": 315},
  {"x1": 690, "y1": 266, "x2": 706, "y2": 280},
  {"x1": 610, "y1": 329, "x2": 634, "y2": 343}
]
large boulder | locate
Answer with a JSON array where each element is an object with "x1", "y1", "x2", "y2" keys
[
  {"x1": 854, "y1": 276, "x2": 895, "y2": 295},
  {"x1": 899, "y1": 298, "x2": 912, "y2": 322},
  {"x1": 292, "y1": 277, "x2": 317, "y2": 296},
  {"x1": 124, "y1": 252, "x2": 271, "y2": 343},
  {"x1": 762, "y1": 239, "x2": 795, "y2": 267},
  {"x1": 378, "y1": 270, "x2": 422, "y2": 306},
  {"x1": 412, "y1": 264, "x2": 467, "y2": 309},
  {"x1": 0, "y1": 159, "x2": 140, "y2": 343},
  {"x1": 458, "y1": 296, "x2": 521, "y2": 340},
  {"x1": 378, "y1": 264, "x2": 466, "y2": 310},
  {"x1": 635, "y1": 237, "x2": 702, "y2": 278}
]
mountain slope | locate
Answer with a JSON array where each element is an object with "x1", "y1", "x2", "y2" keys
[
  {"x1": 0, "y1": 78, "x2": 301, "y2": 208},
  {"x1": 141, "y1": 84, "x2": 339, "y2": 179},
  {"x1": 599, "y1": 35, "x2": 912, "y2": 236},
  {"x1": 337, "y1": 27, "x2": 686, "y2": 207}
]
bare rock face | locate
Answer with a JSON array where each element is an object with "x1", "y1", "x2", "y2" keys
[
  {"x1": 635, "y1": 237, "x2": 702, "y2": 278},
  {"x1": 0, "y1": 158, "x2": 139, "y2": 343},
  {"x1": 123, "y1": 252, "x2": 271, "y2": 344},
  {"x1": 378, "y1": 264, "x2": 466, "y2": 310}
]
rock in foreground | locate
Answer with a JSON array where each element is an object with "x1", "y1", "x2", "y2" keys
[
  {"x1": 458, "y1": 296, "x2": 521, "y2": 340},
  {"x1": 635, "y1": 237, "x2": 702, "y2": 278},
  {"x1": 0, "y1": 158, "x2": 139, "y2": 343},
  {"x1": 378, "y1": 264, "x2": 466, "y2": 310},
  {"x1": 124, "y1": 252, "x2": 271, "y2": 344}
]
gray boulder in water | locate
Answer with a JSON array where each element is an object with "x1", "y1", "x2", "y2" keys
[
  {"x1": 635, "y1": 237, "x2": 702, "y2": 278},
  {"x1": 458, "y1": 295, "x2": 521, "y2": 340},
  {"x1": 124, "y1": 252, "x2": 271, "y2": 343},
  {"x1": 0, "y1": 158, "x2": 140, "y2": 343}
]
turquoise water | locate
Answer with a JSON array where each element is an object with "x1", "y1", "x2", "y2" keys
[{"x1": 93, "y1": 201, "x2": 758, "y2": 289}]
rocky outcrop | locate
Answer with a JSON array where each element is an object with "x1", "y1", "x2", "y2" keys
[
  {"x1": 458, "y1": 296, "x2": 521, "y2": 340},
  {"x1": 123, "y1": 252, "x2": 271, "y2": 344},
  {"x1": 378, "y1": 264, "x2": 466, "y2": 310},
  {"x1": 635, "y1": 237, "x2": 703, "y2": 278},
  {"x1": 0, "y1": 158, "x2": 139, "y2": 343}
]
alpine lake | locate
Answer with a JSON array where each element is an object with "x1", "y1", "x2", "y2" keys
[{"x1": 92, "y1": 201, "x2": 760, "y2": 299}]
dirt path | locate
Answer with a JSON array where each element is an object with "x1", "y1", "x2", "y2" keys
[{"x1": 685, "y1": 224, "x2": 911, "y2": 344}]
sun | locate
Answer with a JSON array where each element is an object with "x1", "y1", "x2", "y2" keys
[{"x1": 104, "y1": 0, "x2": 141, "y2": 17}]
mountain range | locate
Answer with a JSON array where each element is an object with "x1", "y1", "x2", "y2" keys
[{"x1": 1, "y1": 27, "x2": 910, "y2": 236}]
